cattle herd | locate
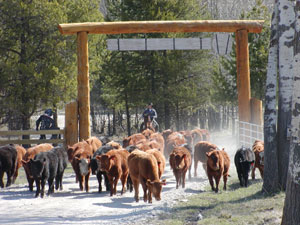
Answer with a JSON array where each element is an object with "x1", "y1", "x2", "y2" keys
[{"x1": 0, "y1": 128, "x2": 264, "y2": 204}]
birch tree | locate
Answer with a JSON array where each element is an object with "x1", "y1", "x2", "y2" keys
[
  {"x1": 281, "y1": 1, "x2": 300, "y2": 223},
  {"x1": 263, "y1": 0, "x2": 280, "y2": 193},
  {"x1": 277, "y1": 0, "x2": 295, "y2": 190}
]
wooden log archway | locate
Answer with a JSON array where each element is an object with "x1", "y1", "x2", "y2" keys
[{"x1": 58, "y1": 20, "x2": 264, "y2": 141}]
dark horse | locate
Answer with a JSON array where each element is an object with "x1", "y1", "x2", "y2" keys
[{"x1": 140, "y1": 115, "x2": 156, "y2": 132}]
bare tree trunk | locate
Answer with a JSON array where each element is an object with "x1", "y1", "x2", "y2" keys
[
  {"x1": 125, "y1": 93, "x2": 131, "y2": 136},
  {"x1": 112, "y1": 108, "x2": 116, "y2": 135},
  {"x1": 107, "y1": 111, "x2": 111, "y2": 136},
  {"x1": 263, "y1": 0, "x2": 280, "y2": 193},
  {"x1": 277, "y1": 0, "x2": 295, "y2": 190},
  {"x1": 175, "y1": 101, "x2": 180, "y2": 131},
  {"x1": 281, "y1": 1, "x2": 300, "y2": 224}
]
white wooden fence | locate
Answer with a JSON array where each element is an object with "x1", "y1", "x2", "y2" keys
[{"x1": 237, "y1": 121, "x2": 263, "y2": 148}]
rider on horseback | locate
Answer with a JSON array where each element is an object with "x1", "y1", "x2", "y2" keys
[{"x1": 141, "y1": 103, "x2": 159, "y2": 131}]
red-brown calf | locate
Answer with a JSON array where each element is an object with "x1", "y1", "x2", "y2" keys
[
  {"x1": 96, "y1": 149, "x2": 129, "y2": 196},
  {"x1": 128, "y1": 150, "x2": 166, "y2": 203},
  {"x1": 194, "y1": 141, "x2": 218, "y2": 177},
  {"x1": 251, "y1": 140, "x2": 264, "y2": 179},
  {"x1": 169, "y1": 145, "x2": 192, "y2": 189},
  {"x1": 22, "y1": 143, "x2": 53, "y2": 192},
  {"x1": 206, "y1": 149, "x2": 230, "y2": 193}
]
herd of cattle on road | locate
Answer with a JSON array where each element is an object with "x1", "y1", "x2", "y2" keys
[{"x1": 0, "y1": 128, "x2": 264, "y2": 203}]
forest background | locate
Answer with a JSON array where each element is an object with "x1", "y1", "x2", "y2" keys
[{"x1": 0, "y1": 0, "x2": 273, "y2": 137}]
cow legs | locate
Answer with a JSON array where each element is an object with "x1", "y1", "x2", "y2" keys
[
  {"x1": 132, "y1": 177, "x2": 139, "y2": 202},
  {"x1": 223, "y1": 174, "x2": 228, "y2": 190},
  {"x1": 103, "y1": 173, "x2": 110, "y2": 192},
  {"x1": 174, "y1": 171, "x2": 180, "y2": 189},
  {"x1": 182, "y1": 171, "x2": 187, "y2": 188},
  {"x1": 147, "y1": 188, "x2": 153, "y2": 203},
  {"x1": 6, "y1": 171, "x2": 12, "y2": 187},
  {"x1": 108, "y1": 176, "x2": 114, "y2": 196},
  {"x1": 48, "y1": 177, "x2": 55, "y2": 195},
  {"x1": 127, "y1": 175, "x2": 133, "y2": 192},
  {"x1": 40, "y1": 179, "x2": 46, "y2": 198},
  {"x1": 0, "y1": 171, "x2": 4, "y2": 188},
  {"x1": 251, "y1": 167, "x2": 256, "y2": 180},
  {"x1": 96, "y1": 172, "x2": 103, "y2": 193},
  {"x1": 84, "y1": 173, "x2": 90, "y2": 192},
  {"x1": 140, "y1": 178, "x2": 148, "y2": 202},
  {"x1": 121, "y1": 172, "x2": 128, "y2": 195},
  {"x1": 35, "y1": 179, "x2": 41, "y2": 198},
  {"x1": 214, "y1": 175, "x2": 221, "y2": 193},
  {"x1": 78, "y1": 175, "x2": 84, "y2": 191},
  {"x1": 12, "y1": 169, "x2": 18, "y2": 184},
  {"x1": 194, "y1": 159, "x2": 198, "y2": 177},
  {"x1": 207, "y1": 174, "x2": 215, "y2": 192}
]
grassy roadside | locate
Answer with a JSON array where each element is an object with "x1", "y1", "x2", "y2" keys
[{"x1": 149, "y1": 178, "x2": 285, "y2": 225}]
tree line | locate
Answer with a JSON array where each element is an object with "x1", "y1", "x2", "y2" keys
[{"x1": 0, "y1": 0, "x2": 270, "y2": 136}]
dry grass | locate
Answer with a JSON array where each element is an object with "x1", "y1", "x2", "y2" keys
[{"x1": 149, "y1": 178, "x2": 285, "y2": 225}]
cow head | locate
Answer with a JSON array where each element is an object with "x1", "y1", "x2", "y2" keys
[
  {"x1": 30, "y1": 158, "x2": 46, "y2": 179},
  {"x1": 146, "y1": 179, "x2": 166, "y2": 201},
  {"x1": 206, "y1": 151, "x2": 220, "y2": 171},
  {"x1": 21, "y1": 159, "x2": 31, "y2": 176},
  {"x1": 90, "y1": 158, "x2": 98, "y2": 175},
  {"x1": 142, "y1": 129, "x2": 154, "y2": 139},
  {"x1": 67, "y1": 145, "x2": 76, "y2": 161},
  {"x1": 174, "y1": 154, "x2": 186, "y2": 170},
  {"x1": 96, "y1": 154, "x2": 115, "y2": 172},
  {"x1": 122, "y1": 137, "x2": 131, "y2": 148}
]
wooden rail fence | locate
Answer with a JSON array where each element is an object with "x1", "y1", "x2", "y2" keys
[{"x1": 0, "y1": 129, "x2": 65, "y2": 145}]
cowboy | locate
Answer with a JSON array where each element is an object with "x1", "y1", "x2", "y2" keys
[
  {"x1": 141, "y1": 103, "x2": 159, "y2": 131},
  {"x1": 36, "y1": 109, "x2": 55, "y2": 139}
]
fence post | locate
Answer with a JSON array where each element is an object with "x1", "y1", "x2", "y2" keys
[
  {"x1": 65, "y1": 101, "x2": 78, "y2": 147},
  {"x1": 250, "y1": 98, "x2": 263, "y2": 125}
]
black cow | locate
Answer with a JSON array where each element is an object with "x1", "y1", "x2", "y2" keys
[
  {"x1": 234, "y1": 147, "x2": 255, "y2": 187},
  {"x1": 30, "y1": 151, "x2": 58, "y2": 198},
  {"x1": 51, "y1": 146, "x2": 68, "y2": 191},
  {"x1": 0, "y1": 145, "x2": 17, "y2": 188},
  {"x1": 90, "y1": 145, "x2": 113, "y2": 193}
]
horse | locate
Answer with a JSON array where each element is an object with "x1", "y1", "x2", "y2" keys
[{"x1": 140, "y1": 115, "x2": 156, "y2": 132}]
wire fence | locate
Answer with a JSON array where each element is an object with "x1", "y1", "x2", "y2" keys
[{"x1": 237, "y1": 120, "x2": 263, "y2": 148}]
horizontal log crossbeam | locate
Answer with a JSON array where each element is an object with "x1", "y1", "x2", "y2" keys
[
  {"x1": 58, "y1": 20, "x2": 264, "y2": 35},
  {"x1": 0, "y1": 129, "x2": 65, "y2": 145}
]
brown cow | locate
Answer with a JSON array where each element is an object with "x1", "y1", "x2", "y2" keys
[
  {"x1": 67, "y1": 141, "x2": 90, "y2": 162},
  {"x1": 22, "y1": 143, "x2": 53, "y2": 191},
  {"x1": 206, "y1": 149, "x2": 230, "y2": 193},
  {"x1": 179, "y1": 130, "x2": 193, "y2": 150},
  {"x1": 71, "y1": 142, "x2": 93, "y2": 192},
  {"x1": 128, "y1": 150, "x2": 166, "y2": 203},
  {"x1": 106, "y1": 141, "x2": 122, "y2": 150},
  {"x1": 13, "y1": 145, "x2": 26, "y2": 184},
  {"x1": 146, "y1": 149, "x2": 166, "y2": 178},
  {"x1": 86, "y1": 136, "x2": 102, "y2": 153},
  {"x1": 251, "y1": 140, "x2": 264, "y2": 179},
  {"x1": 199, "y1": 129, "x2": 210, "y2": 141},
  {"x1": 161, "y1": 129, "x2": 173, "y2": 143},
  {"x1": 165, "y1": 132, "x2": 186, "y2": 157},
  {"x1": 149, "y1": 132, "x2": 165, "y2": 154},
  {"x1": 142, "y1": 129, "x2": 155, "y2": 139},
  {"x1": 96, "y1": 149, "x2": 129, "y2": 196},
  {"x1": 194, "y1": 141, "x2": 218, "y2": 177},
  {"x1": 169, "y1": 145, "x2": 192, "y2": 189},
  {"x1": 123, "y1": 133, "x2": 147, "y2": 148},
  {"x1": 191, "y1": 129, "x2": 203, "y2": 145}
]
